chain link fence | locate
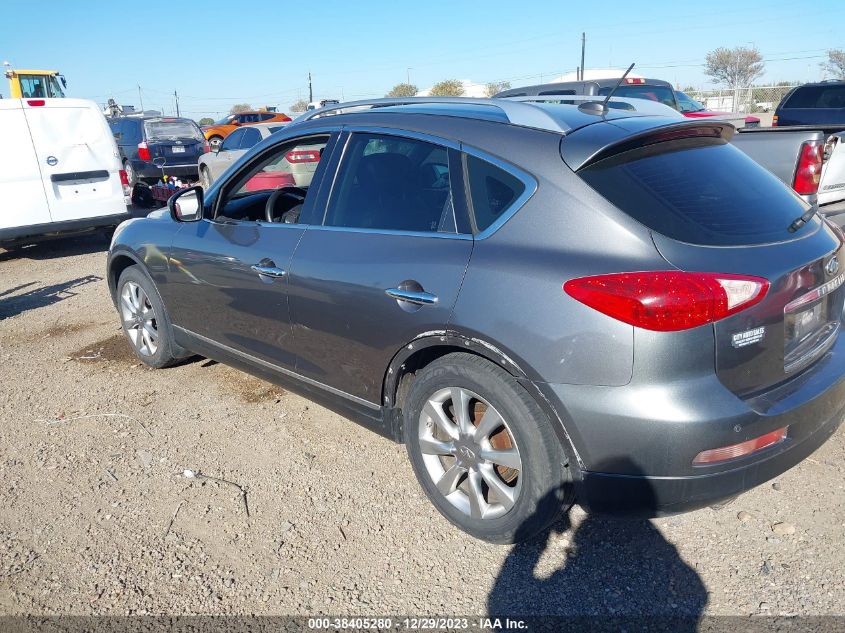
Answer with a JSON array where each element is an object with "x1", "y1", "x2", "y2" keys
[{"x1": 685, "y1": 85, "x2": 798, "y2": 113}]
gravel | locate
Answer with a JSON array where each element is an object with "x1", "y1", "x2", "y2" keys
[{"x1": 1, "y1": 234, "x2": 844, "y2": 617}]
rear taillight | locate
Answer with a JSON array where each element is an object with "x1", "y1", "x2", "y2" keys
[
  {"x1": 138, "y1": 141, "x2": 151, "y2": 161},
  {"x1": 793, "y1": 141, "x2": 823, "y2": 195},
  {"x1": 624, "y1": 78, "x2": 646, "y2": 84},
  {"x1": 563, "y1": 271, "x2": 769, "y2": 331},
  {"x1": 286, "y1": 149, "x2": 320, "y2": 163},
  {"x1": 119, "y1": 169, "x2": 131, "y2": 197},
  {"x1": 27, "y1": 99, "x2": 45, "y2": 107},
  {"x1": 772, "y1": 114, "x2": 778, "y2": 127},
  {"x1": 693, "y1": 427, "x2": 788, "y2": 465}
]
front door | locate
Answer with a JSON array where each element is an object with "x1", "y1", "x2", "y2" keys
[
  {"x1": 288, "y1": 131, "x2": 473, "y2": 404},
  {"x1": 164, "y1": 132, "x2": 336, "y2": 370}
]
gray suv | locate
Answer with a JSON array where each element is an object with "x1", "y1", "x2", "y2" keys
[{"x1": 106, "y1": 97, "x2": 845, "y2": 543}]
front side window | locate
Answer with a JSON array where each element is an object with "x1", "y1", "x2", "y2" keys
[
  {"x1": 465, "y1": 155, "x2": 526, "y2": 233},
  {"x1": 239, "y1": 127, "x2": 262, "y2": 149},
  {"x1": 220, "y1": 128, "x2": 244, "y2": 151},
  {"x1": 324, "y1": 133, "x2": 455, "y2": 233},
  {"x1": 215, "y1": 135, "x2": 331, "y2": 224}
]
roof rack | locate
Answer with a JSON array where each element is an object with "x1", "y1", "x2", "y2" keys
[
  {"x1": 289, "y1": 94, "x2": 679, "y2": 134},
  {"x1": 291, "y1": 96, "x2": 570, "y2": 133}
]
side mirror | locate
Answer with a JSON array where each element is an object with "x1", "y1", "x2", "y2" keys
[{"x1": 168, "y1": 186, "x2": 204, "y2": 222}]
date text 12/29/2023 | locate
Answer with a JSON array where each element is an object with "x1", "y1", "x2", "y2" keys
[{"x1": 307, "y1": 617, "x2": 528, "y2": 630}]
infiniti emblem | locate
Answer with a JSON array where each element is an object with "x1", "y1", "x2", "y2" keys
[
  {"x1": 458, "y1": 446, "x2": 475, "y2": 460},
  {"x1": 826, "y1": 255, "x2": 839, "y2": 275}
]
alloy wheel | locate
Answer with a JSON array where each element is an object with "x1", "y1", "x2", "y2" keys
[
  {"x1": 418, "y1": 387, "x2": 522, "y2": 520},
  {"x1": 119, "y1": 281, "x2": 159, "y2": 357}
]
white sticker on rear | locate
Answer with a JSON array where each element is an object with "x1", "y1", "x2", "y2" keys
[{"x1": 732, "y1": 326, "x2": 765, "y2": 348}]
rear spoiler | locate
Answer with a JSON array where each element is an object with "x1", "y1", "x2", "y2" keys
[{"x1": 563, "y1": 120, "x2": 736, "y2": 171}]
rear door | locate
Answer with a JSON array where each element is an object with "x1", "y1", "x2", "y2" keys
[
  {"x1": 23, "y1": 98, "x2": 125, "y2": 222},
  {"x1": 0, "y1": 99, "x2": 52, "y2": 229},
  {"x1": 287, "y1": 130, "x2": 473, "y2": 404}
]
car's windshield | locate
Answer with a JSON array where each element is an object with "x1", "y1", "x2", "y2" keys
[
  {"x1": 144, "y1": 119, "x2": 203, "y2": 141},
  {"x1": 598, "y1": 84, "x2": 678, "y2": 110},
  {"x1": 676, "y1": 91, "x2": 706, "y2": 113},
  {"x1": 212, "y1": 114, "x2": 235, "y2": 125}
]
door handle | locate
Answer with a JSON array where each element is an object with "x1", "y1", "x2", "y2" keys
[
  {"x1": 251, "y1": 264, "x2": 286, "y2": 278},
  {"x1": 385, "y1": 288, "x2": 439, "y2": 305}
]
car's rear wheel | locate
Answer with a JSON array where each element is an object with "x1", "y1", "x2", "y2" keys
[
  {"x1": 404, "y1": 352, "x2": 573, "y2": 543},
  {"x1": 117, "y1": 266, "x2": 181, "y2": 368},
  {"x1": 208, "y1": 136, "x2": 223, "y2": 151},
  {"x1": 200, "y1": 166, "x2": 212, "y2": 190}
]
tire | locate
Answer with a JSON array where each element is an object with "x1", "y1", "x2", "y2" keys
[
  {"x1": 200, "y1": 166, "x2": 212, "y2": 190},
  {"x1": 404, "y1": 352, "x2": 573, "y2": 543},
  {"x1": 208, "y1": 136, "x2": 224, "y2": 151},
  {"x1": 123, "y1": 160, "x2": 138, "y2": 187},
  {"x1": 116, "y1": 265, "x2": 182, "y2": 368}
]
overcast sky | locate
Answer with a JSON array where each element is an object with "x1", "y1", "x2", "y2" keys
[{"x1": 2, "y1": 0, "x2": 842, "y2": 119}]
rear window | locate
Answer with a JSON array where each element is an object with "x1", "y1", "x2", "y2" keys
[
  {"x1": 578, "y1": 140, "x2": 813, "y2": 246},
  {"x1": 783, "y1": 85, "x2": 845, "y2": 109},
  {"x1": 144, "y1": 119, "x2": 203, "y2": 141},
  {"x1": 598, "y1": 84, "x2": 677, "y2": 109}
]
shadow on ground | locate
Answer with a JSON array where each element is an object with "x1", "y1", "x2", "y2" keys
[
  {"x1": 487, "y1": 459, "x2": 707, "y2": 630},
  {"x1": 0, "y1": 275, "x2": 102, "y2": 320}
]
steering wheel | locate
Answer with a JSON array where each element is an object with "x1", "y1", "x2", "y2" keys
[{"x1": 264, "y1": 186, "x2": 308, "y2": 222}]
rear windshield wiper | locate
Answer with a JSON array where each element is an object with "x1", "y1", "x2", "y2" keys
[{"x1": 788, "y1": 207, "x2": 817, "y2": 233}]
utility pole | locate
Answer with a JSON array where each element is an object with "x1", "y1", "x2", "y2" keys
[
  {"x1": 580, "y1": 32, "x2": 586, "y2": 81},
  {"x1": 138, "y1": 85, "x2": 144, "y2": 112},
  {"x1": 174, "y1": 90, "x2": 180, "y2": 117},
  {"x1": 407, "y1": 67, "x2": 412, "y2": 85},
  {"x1": 308, "y1": 72, "x2": 313, "y2": 103}
]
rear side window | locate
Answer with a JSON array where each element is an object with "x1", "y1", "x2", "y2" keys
[
  {"x1": 578, "y1": 140, "x2": 813, "y2": 246},
  {"x1": 784, "y1": 85, "x2": 845, "y2": 109},
  {"x1": 465, "y1": 155, "x2": 526, "y2": 233},
  {"x1": 144, "y1": 119, "x2": 203, "y2": 141}
]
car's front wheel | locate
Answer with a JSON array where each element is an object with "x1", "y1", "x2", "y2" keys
[
  {"x1": 117, "y1": 266, "x2": 181, "y2": 368},
  {"x1": 208, "y1": 136, "x2": 223, "y2": 151},
  {"x1": 404, "y1": 352, "x2": 573, "y2": 543}
]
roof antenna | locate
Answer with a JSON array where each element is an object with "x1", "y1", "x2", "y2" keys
[{"x1": 578, "y1": 62, "x2": 635, "y2": 115}]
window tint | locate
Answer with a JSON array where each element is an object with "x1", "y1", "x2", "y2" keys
[
  {"x1": 324, "y1": 133, "x2": 455, "y2": 233},
  {"x1": 221, "y1": 128, "x2": 244, "y2": 151},
  {"x1": 122, "y1": 120, "x2": 141, "y2": 144},
  {"x1": 239, "y1": 127, "x2": 262, "y2": 149},
  {"x1": 578, "y1": 140, "x2": 813, "y2": 246},
  {"x1": 259, "y1": 113, "x2": 276, "y2": 121},
  {"x1": 239, "y1": 113, "x2": 260, "y2": 123},
  {"x1": 539, "y1": 89, "x2": 576, "y2": 96},
  {"x1": 784, "y1": 85, "x2": 845, "y2": 109},
  {"x1": 465, "y1": 155, "x2": 526, "y2": 233}
]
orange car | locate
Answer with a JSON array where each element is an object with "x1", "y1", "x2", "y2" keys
[{"x1": 201, "y1": 111, "x2": 291, "y2": 150}]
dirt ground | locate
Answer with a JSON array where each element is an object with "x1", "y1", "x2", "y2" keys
[{"x1": 0, "y1": 233, "x2": 843, "y2": 619}]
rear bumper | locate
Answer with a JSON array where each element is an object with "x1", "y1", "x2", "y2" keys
[
  {"x1": 0, "y1": 211, "x2": 130, "y2": 243},
  {"x1": 577, "y1": 401, "x2": 843, "y2": 515},
  {"x1": 538, "y1": 331, "x2": 845, "y2": 514}
]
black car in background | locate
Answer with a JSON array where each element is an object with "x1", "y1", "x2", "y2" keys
[
  {"x1": 774, "y1": 81, "x2": 845, "y2": 127},
  {"x1": 108, "y1": 116, "x2": 207, "y2": 185}
]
